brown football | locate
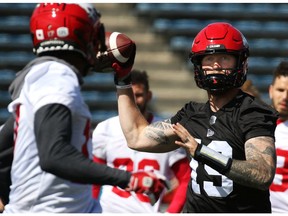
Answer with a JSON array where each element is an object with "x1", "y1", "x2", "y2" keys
[
  {"x1": 105, "y1": 31, "x2": 135, "y2": 65},
  {"x1": 95, "y1": 31, "x2": 135, "y2": 72}
]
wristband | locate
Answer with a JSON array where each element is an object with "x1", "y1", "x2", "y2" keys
[
  {"x1": 115, "y1": 84, "x2": 132, "y2": 89},
  {"x1": 114, "y1": 73, "x2": 132, "y2": 89},
  {"x1": 194, "y1": 143, "x2": 232, "y2": 175}
]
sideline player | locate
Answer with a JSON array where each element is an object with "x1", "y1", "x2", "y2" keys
[
  {"x1": 92, "y1": 69, "x2": 190, "y2": 213},
  {"x1": 269, "y1": 61, "x2": 288, "y2": 213},
  {"x1": 113, "y1": 22, "x2": 278, "y2": 212}
]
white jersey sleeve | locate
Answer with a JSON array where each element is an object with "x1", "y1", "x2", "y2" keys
[
  {"x1": 92, "y1": 116, "x2": 187, "y2": 213},
  {"x1": 270, "y1": 120, "x2": 288, "y2": 213},
  {"x1": 13, "y1": 61, "x2": 83, "y2": 113}
]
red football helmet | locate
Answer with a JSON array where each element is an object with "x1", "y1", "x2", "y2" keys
[
  {"x1": 189, "y1": 22, "x2": 249, "y2": 93},
  {"x1": 30, "y1": 3, "x2": 105, "y2": 67}
]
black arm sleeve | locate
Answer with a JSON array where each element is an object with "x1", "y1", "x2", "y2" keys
[
  {"x1": 34, "y1": 104, "x2": 131, "y2": 189},
  {"x1": 0, "y1": 115, "x2": 14, "y2": 205}
]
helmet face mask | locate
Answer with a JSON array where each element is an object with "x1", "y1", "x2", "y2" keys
[
  {"x1": 189, "y1": 22, "x2": 249, "y2": 94},
  {"x1": 30, "y1": 3, "x2": 105, "y2": 68}
]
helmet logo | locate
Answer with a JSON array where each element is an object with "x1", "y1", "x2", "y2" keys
[
  {"x1": 57, "y1": 27, "x2": 69, "y2": 38},
  {"x1": 206, "y1": 44, "x2": 226, "y2": 51},
  {"x1": 35, "y1": 29, "x2": 44, "y2": 40},
  {"x1": 207, "y1": 44, "x2": 221, "y2": 49}
]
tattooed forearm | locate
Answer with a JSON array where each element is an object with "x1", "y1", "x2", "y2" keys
[
  {"x1": 145, "y1": 128, "x2": 169, "y2": 145},
  {"x1": 229, "y1": 160, "x2": 270, "y2": 190},
  {"x1": 227, "y1": 136, "x2": 276, "y2": 190},
  {"x1": 144, "y1": 120, "x2": 172, "y2": 145}
]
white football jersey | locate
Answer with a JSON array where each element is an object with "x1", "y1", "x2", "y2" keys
[
  {"x1": 4, "y1": 61, "x2": 100, "y2": 213},
  {"x1": 92, "y1": 116, "x2": 187, "y2": 213},
  {"x1": 270, "y1": 120, "x2": 288, "y2": 213}
]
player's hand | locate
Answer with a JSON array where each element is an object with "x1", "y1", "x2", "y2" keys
[
  {"x1": 112, "y1": 43, "x2": 136, "y2": 88},
  {"x1": 127, "y1": 170, "x2": 170, "y2": 205}
]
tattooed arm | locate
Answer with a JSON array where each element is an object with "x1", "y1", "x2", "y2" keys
[
  {"x1": 227, "y1": 136, "x2": 276, "y2": 190},
  {"x1": 117, "y1": 88, "x2": 179, "y2": 153}
]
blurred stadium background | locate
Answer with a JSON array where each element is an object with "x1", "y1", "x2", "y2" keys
[{"x1": 0, "y1": 3, "x2": 286, "y2": 127}]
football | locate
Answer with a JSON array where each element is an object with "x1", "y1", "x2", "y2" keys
[
  {"x1": 95, "y1": 31, "x2": 135, "y2": 72},
  {"x1": 105, "y1": 31, "x2": 135, "y2": 65}
]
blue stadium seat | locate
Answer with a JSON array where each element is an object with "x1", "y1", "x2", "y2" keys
[
  {"x1": 0, "y1": 3, "x2": 35, "y2": 9},
  {"x1": 233, "y1": 21, "x2": 262, "y2": 31},
  {"x1": 153, "y1": 19, "x2": 205, "y2": 32},
  {"x1": 275, "y1": 3, "x2": 288, "y2": 12},
  {"x1": 247, "y1": 3, "x2": 276, "y2": 12},
  {"x1": 170, "y1": 36, "x2": 191, "y2": 52},
  {"x1": 0, "y1": 34, "x2": 31, "y2": 43},
  {"x1": 217, "y1": 3, "x2": 245, "y2": 12},
  {"x1": 264, "y1": 21, "x2": 288, "y2": 31},
  {"x1": 0, "y1": 16, "x2": 30, "y2": 26},
  {"x1": 0, "y1": 69, "x2": 16, "y2": 82}
]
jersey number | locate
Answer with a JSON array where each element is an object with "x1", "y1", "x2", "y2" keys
[
  {"x1": 270, "y1": 149, "x2": 288, "y2": 192},
  {"x1": 191, "y1": 140, "x2": 233, "y2": 197},
  {"x1": 112, "y1": 158, "x2": 160, "y2": 203}
]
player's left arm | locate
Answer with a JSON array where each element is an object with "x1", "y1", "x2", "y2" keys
[
  {"x1": 226, "y1": 101, "x2": 278, "y2": 189},
  {"x1": 166, "y1": 158, "x2": 191, "y2": 213},
  {"x1": 227, "y1": 136, "x2": 276, "y2": 190}
]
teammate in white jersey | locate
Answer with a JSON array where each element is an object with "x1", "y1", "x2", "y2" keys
[
  {"x1": 269, "y1": 61, "x2": 288, "y2": 213},
  {"x1": 0, "y1": 3, "x2": 167, "y2": 213},
  {"x1": 92, "y1": 70, "x2": 191, "y2": 213}
]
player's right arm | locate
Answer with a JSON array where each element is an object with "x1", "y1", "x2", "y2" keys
[
  {"x1": 117, "y1": 87, "x2": 179, "y2": 153},
  {"x1": 112, "y1": 39, "x2": 179, "y2": 153}
]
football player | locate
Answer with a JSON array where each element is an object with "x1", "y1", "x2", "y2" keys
[
  {"x1": 113, "y1": 22, "x2": 278, "y2": 212},
  {"x1": 92, "y1": 69, "x2": 191, "y2": 213},
  {"x1": 269, "y1": 61, "x2": 288, "y2": 213},
  {"x1": 0, "y1": 3, "x2": 167, "y2": 213}
]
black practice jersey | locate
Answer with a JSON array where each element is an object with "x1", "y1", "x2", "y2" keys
[{"x1": 171, "y1": 91, "x2": 278, "y2": 213}]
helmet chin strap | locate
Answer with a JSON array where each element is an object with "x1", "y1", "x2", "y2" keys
[
  {"x1": 203, "y1": 74, "x2": 231, "y2": 91},
  {"x1": 196, "y1": 67, "x2": 245, "y2": 93}
]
